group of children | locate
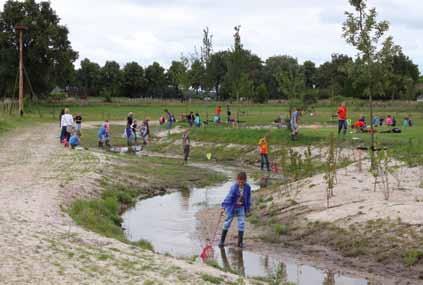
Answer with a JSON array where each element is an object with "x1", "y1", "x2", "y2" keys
[
  {"x1": 59, "y1": 108, "x2": 82, "y2": 149},
  {"x1": 122, "y1": 112, "x2": 150, "y2": 147}
]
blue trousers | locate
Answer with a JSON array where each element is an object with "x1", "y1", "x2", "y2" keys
[
  {"x1": 338, "y1": 120, "x2": 347, "y2": 135},
  {"x1": 223, "y1": 207, "x2": 245, "y2": 232}
]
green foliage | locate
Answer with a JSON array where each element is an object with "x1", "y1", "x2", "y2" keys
[
  {"x1": 274, "y1": 224, "x2": 289, "y2": 235},
  {"x1": 253, "y1": 83, "x2": 268, "y2": 104},
  {"x1": 0, "y1": 0, "x2": 78, "y2": 97},
  {"x1": 324, "y1": 133, "x2": 337, "y2": 207},
  {"x1": 200, "y1": 274, "x2": 225, "y2": 284},
  {"x1": 403, "y1": 249, "x2": 423, "y2": 267}
]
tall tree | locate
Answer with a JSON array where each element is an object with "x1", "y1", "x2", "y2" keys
[
  {"x1": 0, "y1": 0, "x2": 78, "y2": 98},
  {"x1": 303, "y1": 60, "x2": 317, "y2": 89},
  {"x1": 343, "y1": 0, "x2": 390, "y2": 155},
  {"x1": 76, "y1": 58, "x2": 101, "y2": 96},
  {"x1": 188, "y1": 59, "x2": 205, "y2": 96},
  {"x1": 167, "y1": 60, "x2": 188, "y2": 98},
  {"x1": 200, "y1": 27, "x2": 213, "y2": 65},
  {"x1": 145, "y1": 62, "x2": 167, "y2": 99},
  {"x1": 206, "y1": 51, "x2": 228, "y2": 101},
  {"x1": 101, "y1": 61, "x2": 122, "y2": 97},
  {"x1": 122, "y1": 62, "x2": 145, "y2": 98}
]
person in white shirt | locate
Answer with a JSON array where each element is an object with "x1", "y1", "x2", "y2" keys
[{"x1": 60, "y1": 108, "x2": 74, "y2": 143}]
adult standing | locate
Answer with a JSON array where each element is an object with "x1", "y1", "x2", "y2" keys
[
  {"x1": 337, "y1": 102, "x2": 348, "y2": 135},
  {"x1": 60, "y1": 108, "x2": 74, "y2": 143}
]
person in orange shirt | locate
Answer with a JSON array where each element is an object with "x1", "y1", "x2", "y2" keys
[
  {"x1": 337, "y1": 102, "x2": 348, "y2": 135},
  {"x1": 258, "y1": 137, "x2": 270, "y2": 172}
]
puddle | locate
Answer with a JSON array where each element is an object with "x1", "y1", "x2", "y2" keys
[{"x1": 122, "y1": 177, "x2": 368, "y2": 284}]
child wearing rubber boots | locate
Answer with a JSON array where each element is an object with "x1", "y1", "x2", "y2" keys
[{"x1": 219, "y1": 172, "x2": 252, "y2": 248}]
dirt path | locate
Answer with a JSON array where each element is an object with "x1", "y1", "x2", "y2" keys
[{"x1": 0, "y1": 124, "x2": 249, "y2": 284}]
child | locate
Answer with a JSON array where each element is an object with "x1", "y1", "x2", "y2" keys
[
  {"x1": 75, "y1": 113, "x2": 82, "y2": 131},
  {"x1": 140, "y1": 120, "x2": 150, "y2": 146},
  {"x1": 258, "y1": 137, "x2": 270, "y2": 172},
  {"x1": 164, "y1": 109, "x2": 174, "y2": 129},
  {"x1": 337, "y1": 102, "x2": 347, "y2": 135},
  {"x1": 187, "y1": 112, "x2": 195, "y2": 127},
  {"x1": 69, "y1": 131, "x2": 80, "y2": 149},
  {"x1": 98, "y1": 124, "x2": 107, "y2": 148},
  {"x1": 132, "y1": 120, "x2": 138, "y2": 144},
  {"x1": 182, "y1": 130, "x2": 190, "y2": 163},
  {"x1": 125, "y1": 124, "x2": 135, "y2": 147},
  {"x1": 194, "y1": 113, "x2": 202, "y2": 127},
  {"x1": 219, "y1": 172, "x2": 252, "y2": 248},
  {"x1": 290, "y1": 108, "x2": 300, "y2": 141}
]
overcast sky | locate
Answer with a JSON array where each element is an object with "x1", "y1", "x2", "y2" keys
[{"x1": 2, "y1": 0, "x2": 422, "y2": 71}]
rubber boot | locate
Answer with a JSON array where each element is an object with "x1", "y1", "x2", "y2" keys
[
  {"x1": 219, "y1": 230, "x2": 228, "y2": 248},
  {"x1": 238, "y1": 231, "x2": 244, "y2": 248}
]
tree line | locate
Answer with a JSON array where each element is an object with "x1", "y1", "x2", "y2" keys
[{"x1": 0, "y1": 0, "x2": 421, "y2": 104}]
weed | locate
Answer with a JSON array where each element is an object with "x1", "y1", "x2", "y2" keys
[
  {"x1": 200, "y1": 274, "x2": 225, "y2": 284},
  {"x1": 274, "y1": 224, "x2": 289, "y2": 236},
  {"x1": 403, "y1": 249, "x2": 423, "y2": 267}
]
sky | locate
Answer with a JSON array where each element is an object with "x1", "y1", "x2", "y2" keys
[{"x1": 1, "y1": 0, "x2": 422, "y2": 72}]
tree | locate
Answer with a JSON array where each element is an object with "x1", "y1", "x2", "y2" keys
[
  {"x1": 303, "y1": 60, "x2": 317, "y2": 89},
  {"x1": 167, "y1": 60, "x2": 188, "y2": 98},
  {"x1": 200, "y1": 27, "x2": 213, "y2": 65},
  {"x1": 145, "y1": 62, "x2": 167, "y2": 99},
  {"x1": 100, "y1": 61, "x2": 122, "y2": 97},
  {"x1": 76, "y1": 58, "x2": 101, "y2": 96},
  {"x1": 122, "y1": 62, "x2": 145, "y2": 98},
  {"x1": 0, "y1": 0, "x2": 78, "y2": 98},
  {"x1": 188, "y1": 59, "x2": 205, "y2": 96},
  {"x1": 343, "y1": 0, "x2": 390, "y2": 155},
  {"x1": 254, "y1": 83, "x2": 268, "y2": 103},
  {"x1": 264, "y1": 55, "x2": 301, "y2": 99},
  {"x1": 278, "y1": 68, "x2": 304, "y2": 107},
  {"x1": 206, "y1": 51, "x2": 228, "y2": 100},
  {"x1": 238, "y1": 72, "x2": 254, "y2": 101}
]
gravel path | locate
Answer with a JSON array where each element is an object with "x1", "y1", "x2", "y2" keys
[{"x1": 0, "y1": 124, "x2": 246, "y2": 285}]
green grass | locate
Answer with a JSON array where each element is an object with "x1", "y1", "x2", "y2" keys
[{"x1": 68, "y1": 154, "x2": 226, "y2": 252}]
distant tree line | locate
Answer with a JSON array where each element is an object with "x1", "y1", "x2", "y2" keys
[{"x1": 0, "y1": 0, "x2": 420, "y2": 103}]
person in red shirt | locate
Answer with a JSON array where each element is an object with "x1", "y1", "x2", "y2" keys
[{"x1": 337, "y1": 102, "x2": 348, "y2": 135}]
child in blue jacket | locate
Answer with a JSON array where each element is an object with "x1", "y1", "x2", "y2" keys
[{"x1": 219, "y1": 172, "x2": 251, "y2": 248}]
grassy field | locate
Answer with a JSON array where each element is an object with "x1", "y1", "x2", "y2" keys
[{"x1": 2, "y1": 99, "x2": 422, "y2": 162}]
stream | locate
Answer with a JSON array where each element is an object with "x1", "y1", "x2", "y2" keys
[{"x1": 122, "y1": 170, "x2": 369, "y2": 284}]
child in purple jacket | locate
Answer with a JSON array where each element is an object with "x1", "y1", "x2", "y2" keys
[{"x1": 219, "y1": 172, "x2": 251, "y2": 248}]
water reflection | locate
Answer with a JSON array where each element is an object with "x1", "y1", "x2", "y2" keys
[{"x1": 123, "y1": 179, "x2": 368, "y2": 284}]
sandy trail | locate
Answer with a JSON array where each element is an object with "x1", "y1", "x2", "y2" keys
[{"x1": 0, "y1": 124, "x2": 247, "y2": 284}]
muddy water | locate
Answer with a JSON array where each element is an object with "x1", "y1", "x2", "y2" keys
[{"x1": 122, "y1": 179, "x2": 368, "y2": 284}]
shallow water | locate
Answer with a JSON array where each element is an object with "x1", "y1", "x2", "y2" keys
[{"x1": 122, "y1": 179, "x2": 368, "y2": 284}]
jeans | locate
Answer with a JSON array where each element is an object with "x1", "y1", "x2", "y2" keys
[
  {"x1": 75, "y1": 123, "x2": 81, "y2": 131},
  {"x1": 261, "y1": 154, "x2": 270, "y2": 171},
  {"x1": 167, "y1": 121, "x2": 173, "y2": 129},
  {"x1": 60, "y1": 126, "x2": 66, "y2": 142},
  {"x1": 223, "y1": 207, "x2": 245, "y2": 232},
  {"x1": 338, "y1": 120, "x2": 347, "y2": 135}
]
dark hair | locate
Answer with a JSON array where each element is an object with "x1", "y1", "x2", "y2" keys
[{"x1": 237, "y1": 171, "x2": 247, "y2": 181}]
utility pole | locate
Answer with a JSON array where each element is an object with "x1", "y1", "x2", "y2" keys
[{"x1": 16, "y1": 25, "x2": 28, "y2": 117}]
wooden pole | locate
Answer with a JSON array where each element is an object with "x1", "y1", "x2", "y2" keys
[
  {"x1": 16, "y1": 25, "x2": 27, "y2": 117},
  {"x1": 18, "y1": 29, "x2": 24, "y2": 116}
]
